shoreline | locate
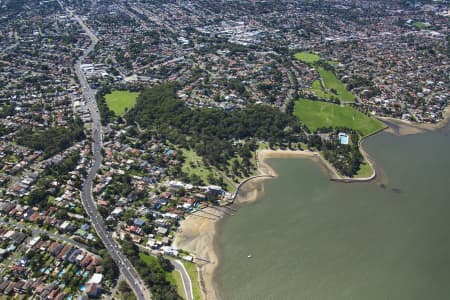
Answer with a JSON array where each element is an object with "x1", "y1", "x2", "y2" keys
[
  {"x1": 172, "y1": 150, "x2": 326, "y2": 300},
  {"x1": 235, "y1": 149, "x2": 324, "y2": 204},
  {"x1": 171, "y1": 112, "x2": 449, "y2": 299},
  {"x1": 377, "y1": 105, "x2": 450, "y2": 136},
  {"x1": 172, "y1": 207, "x2": 221, "y2": 300},
  {"x1": 256, "y1": 149, "x2": 342, "y2": 179},
  {"x1": 172, "y1": 148, "x2": 375, "y2": 300},
  {"x1": 236, "y1": 145, "x2": 380, "y2": 201}
]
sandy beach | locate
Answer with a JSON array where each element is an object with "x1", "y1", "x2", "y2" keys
[
  {"x1": 173, "y1": 149, "x2": 338, "y2": 300},
  {"x1": 235, "y1": 149, "x2": 326, "y2": 205},
  {"x1": 257, "y1": 148, "x2": 374, "y2": 183},
  {"x1": 172, "y1": 109, "x2": 450, "y2": 299},
  {"x1": 173, "y1": 148, "x2": 378, "y2": 299},
  {"x1": 257, "y1": 149, "x2": 319, "y2": 176},
  {"x1": 173, "y1": 207, "x2": 221, "y2": 300}
]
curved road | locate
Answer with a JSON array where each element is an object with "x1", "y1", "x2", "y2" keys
[
  {"x1": 137, "y1": 244, "x2": 194, "y2": 300},
  {"x1": 172, "y1": 259, "x2": 194, "y2": 300},
  {"x1": 61, "y1": 4, "x2": 151, "y2": 300}
]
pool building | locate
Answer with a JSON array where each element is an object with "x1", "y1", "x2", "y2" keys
[{"x1": 338, "y1": 132, "x2": 349, "y2": 145}]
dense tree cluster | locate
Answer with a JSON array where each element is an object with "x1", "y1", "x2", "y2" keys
[
  {"x1": 307, "y1": 134, "x2": 323, "y2": 150},
  {"x1": 0, "y1": 102, "x2": 16, "y2": 118},
  {"x1": 321, "y1": 130, "x2": 363, "y2": 177},
  {"x1": 0, "y1": 124, "x2": 13, "y2": 136},
  {"x1": 95, "y1": 86, "x2": 116, "y2": 125},
  {"x1": 345, "y1": 75, "x2": 381, "y2": 99},
  {"x1": 99, "y1": 249, "x2": 120, "y2": 283},
  {"x1": 43, "y1": 151, "x2": 82, "y2": 182},
  {"x1": 118, "y1": 281, "x2": 137, "y2": 300},
  {"x1": 127, "y1": 83, "x2": 304, "y2": 168},
  {"x1": 121, "y1": 235, "x2": 181, "y2": 300},
  {"x1": 16, "y1": 118, "x2": 85, "y2": 158},
  {"x1": 24, "y1": 151, "x2": 82, "y2": 208}
]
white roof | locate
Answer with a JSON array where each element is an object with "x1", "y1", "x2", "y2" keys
[{"x1": 88, "y1": 273, "x2": 103, "y2": 284}]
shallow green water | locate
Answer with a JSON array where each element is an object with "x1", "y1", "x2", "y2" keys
[{"x1": 215, "y1": 125, "x2": 450, "y2": 300}]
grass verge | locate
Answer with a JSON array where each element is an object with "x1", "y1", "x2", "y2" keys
[
  {"x1": 172, "y1": 269, "x2": 186, "y2": 299},
  {"x1": 184, "y1": 261, "x2": 202, "y2": 300}
]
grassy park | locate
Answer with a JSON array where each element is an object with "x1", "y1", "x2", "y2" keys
[
  {"x1": 181, "y1": 148, "x2": 212, "y2": 181},
  {"x1": 294, "y1": 99, "x2": 386, "y2": 136},
  {"x1": 138, "y1": 253, "x2": 194, "y2": 298},
  {"x1": 138, "y1": 253, "x2": 175, "y2": 282},
  {"x1": 413, "y1": 22, "x2": 431, "y2": 29},
  {"x1": 294, "y1": 51, "x2": 321, "y2": 64},
  {"x1": 181, "y1": 148, "x2": 234, "y2": 190},
  {"x1": 294, "y1": 52, "x2": 355, "y2": 102},
  {"x1": 105, "y1": 90, "x2": 140, "y2": 115},
  {"x1": 317, "y1": 67, "x2": 355, "y2": 102},
  {"x1": 310, "y1": 80, "x2": 332, "y2": 100},
  {"x1": 327, "y1": 60, "x2": 339, "y2": 66},
  {"x1": 139, "y1": 252, "x2": 189, "y2": 294}
]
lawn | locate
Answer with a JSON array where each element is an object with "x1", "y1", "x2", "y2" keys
[
  {"x1": 294, "y1": 51, "x2": 321, "y2": 64},
  {"x1": 141, "y1": 253, "x2": 203, "y2": 300},
  {"x1": 294, "y1": 99, "x2": 386, "y2": 137},
  {"x1": 413, "y1": 22, "x2": 430, "y2": 29},
  {"x1": 294, "y1": 52, "x2": 355, "y2": 103},
  {"x1": 181, "y1": 148, "x2": 233, "y2": 191},
  {"x1": 327, "y1": 60, "x2": 339, "y2": 66},
  {"x1": 139, "y1": 253, "x2": 175, "y2": 285},
  {"x1": 354, "y1": 161, "x2": 373, "y2": 178},
  {"x1": 172, "y1": 269, "x2": 186, "y2": 299},
  {"x1": 183, "y1": 261, "x2": 202, "y2": 300},
  {"x1": 139, "y1": 252, "x2": 158, "y2": 267},
  {"x1": 104, "y1": 90, "x2": 140, "y2": 116},
  {"x1": 310, "y1": 79, "x2": 332, "y2": 100},
  {"x1": 47, "y1": 195, "x2": 56, "y2": 204},
  {"x1": 317, "y1": 67, "x2": 355, "y2": 102},
  {"x1": 181, "y1": 149, "x2": 212, "y2": 182}
]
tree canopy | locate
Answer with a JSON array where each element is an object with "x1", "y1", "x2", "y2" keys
[
  {"x1": 127, "y1": 83, "x2": 304, "y2": 167},
  {"x1": 16, "y1": 118, "x2": 85, "y2": 158}
]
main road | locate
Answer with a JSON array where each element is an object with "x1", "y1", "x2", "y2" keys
[{"x1": 60, "y1": 3, "x2": 151, "y2": 299}]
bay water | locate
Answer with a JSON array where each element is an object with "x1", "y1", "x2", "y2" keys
[{"x1": 215, "y1": 125, "x2": 450, "y2": 300}]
